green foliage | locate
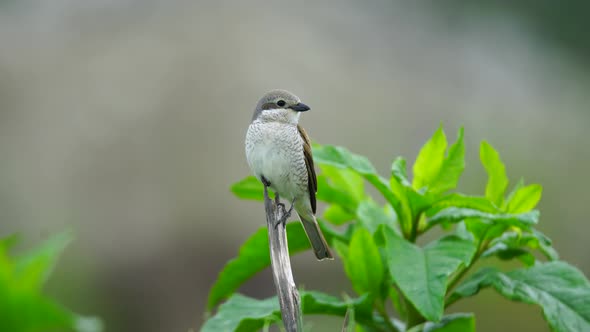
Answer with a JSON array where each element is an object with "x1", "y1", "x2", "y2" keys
[
  {"x1": 448, "y1": 262, "x2": 590, "y2": 332},
  {"x1": 383, "y1": 229, "x2": 476, "y2": 322},
  {"x1": 202, "y1": 293, "x2": 280, "y2": 332},
  {"x1": 355, "y1": 200, "x2": 397, "y2": 234},
  {"x1": 426, "y1": 208, "x2": 539, "y2": 230},
  {"x1": 202, "y1": 292, "x2": 390, "y2": 332},
  {"x1": 410, "y1": 126, "x2": 465, "y2": 195},
  {"x1": 334, "y1": 228, "x2": 383, "y2": 295},
  {"x1": 506, "y1": 183, "x2": 543, "y2": 213},
  {"x1": 426, "y1": 128, "x2": 465, "y2": 195},
  {"x1": 406, "y1": 313, "x2": 475, "y2": 332},
  {"x1": 0, "y1": 231, "x2": 101, "y2": 332},
  {"x1": 480, "y1": 141, "x2": 509, "y2": 207},
  {"x1": 313, "y1": 145, "x2": 403, "y2": 220},
  {"x1": 207, "y1": 125, "x2": 590, "y2": 332},
  {"x1": 412, "y1": 125, "x2": 448, "y2": 190}
]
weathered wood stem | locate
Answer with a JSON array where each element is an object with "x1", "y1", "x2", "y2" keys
[{"x1": 263, "y1": 185, "x2": 302, "y2": 332}]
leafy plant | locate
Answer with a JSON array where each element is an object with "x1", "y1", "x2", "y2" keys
[
  {"x1": 0, "y1": 231, "x2": 102, "y2": 332},
  {"x1": 203, "y1": 125, "x2": 590, "y2": 332}
]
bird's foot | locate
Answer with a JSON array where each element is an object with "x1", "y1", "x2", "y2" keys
[{"x1": 275, "y1": 198, "x2": 296, "y2": 229}]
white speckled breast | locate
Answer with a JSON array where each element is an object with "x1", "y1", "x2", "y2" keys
[{"x1": 245, "y1": 120, "x2": 308, "y2": 201}]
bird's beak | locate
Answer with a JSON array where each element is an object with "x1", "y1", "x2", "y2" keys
[{"x1": 289, "y1": 103, "x2": 311, "y2": 112}]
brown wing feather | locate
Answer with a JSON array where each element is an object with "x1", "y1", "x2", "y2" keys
[{"x1": 298, "y1": 125, "x2": 317, "y2": 214}]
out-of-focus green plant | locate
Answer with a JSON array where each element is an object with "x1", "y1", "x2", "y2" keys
[
  {"x1": 0, "y1": 231, "x2": 102, "y2": 332},
  {"x1": 203, "y1": 125, "x2": 590, "y2": 332}
]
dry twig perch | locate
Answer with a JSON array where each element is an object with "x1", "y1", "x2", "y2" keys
[{"x1": 263, "y1": 184, "x2": 303, "y2": 332}]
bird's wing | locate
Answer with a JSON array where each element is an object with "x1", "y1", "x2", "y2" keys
[{"x1": 298, "y1": 124, "x2": 317, "y2": 214}]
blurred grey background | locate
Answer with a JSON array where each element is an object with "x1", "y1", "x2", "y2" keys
[{"x1": 0, "y1": 0, "x2": 588, "y2": 331}]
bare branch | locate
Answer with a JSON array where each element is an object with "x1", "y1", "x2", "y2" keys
[{"x1": 263, "y1": 185, "x2": 302, "y2": 332}]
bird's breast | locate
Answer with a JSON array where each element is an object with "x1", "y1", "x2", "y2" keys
[{"x1": 245, "y1": 122, "x2": 307, "y2": 199}]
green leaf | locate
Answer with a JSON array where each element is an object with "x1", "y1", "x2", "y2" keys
[
  {"x1": 391, "y1": 157, "x2": 411, "y2": 187},
  {"x1": 207, "y1": 223, "x2": 312, "y2": 310},
  {"x1": 333, "y1": 239, "x2": 349, "y2": 260},
  {"x1": 450, "y1": 262, "x2": 590, "y2": 332},
  {"x1": 356, "y1": 200, "x2": 397, "y2": 234},
  {"x1": 0, "y1": 232, "x2": 102, "y2": 332},
  {"x1": 429, "y1": 128, "x2": 465, "y2": 194},
  {"x1": 382, "y1": 228, "x2": 476, "y2": 321},
  {"x1": 320, "y1": 220, "x2": 352, "y2": 244},
  {"x1": 406, "y1": 191, "x2": 436, "y2": 220},
  {"x1": 201, "y1": 294, "x2": 280, "y2": 332},
  {"x1": 0, "y1": 234, "x2": 19, "y2": 252},
  {"x1": 313, "y1": 145, "x2": 377, "y2": 175},
  {"x1": 320, "y1": 164, "x2": 365, "y2": 202},
  {"x1": 302, "y1": 291, "x2": 395, "y2": 331},
  {"x1": 423, "y1": 313, "x2": 475, "y2": 332},
  {"x1": 230, "y1": 176, "x2": 265, "y2": 201},
  {"x1": 301, "y1": 291, "x2": 373, "y2": 318},
  {"x1": 460, "y1": 218, "x2": 509, "y2": 243},
  {"x1": 0, "y1": 290, "x2": 89, "y2": 332},
  {"x1": 337, "y1": 228, "x2": 383, "y2": 295},
  {"x1": 324, "y1": 205, "x2": 355, "y2": 225},
  {"x1": 427, "y1": 207, "x2": 539, "y2": 230},
  {"x1": 0, "y1": 234, "x2": 19, "y2": 251},
  {"x1": 407, "y1": 313, "x2": 475, "y2": 332},
  {"x1": 506, "y1": 184, "x2": 543, "y2": 213},
  {"x1": 390, "y1": 157, "x2": 433, "y2": 235},
  {"x1": 503, "y1": 178, "x2": 524, "y2": 209},
  {"x1": 482, "y1": 244, "x2": 536, "y2": 266},
  {"x1": 483, "y1": 230, "x2": 558, "y2": 263},
  {"x1": 203, "y1": 291, "x2": 381, "y2": 332},
  {"x1": 317, "y1": 175, "x2": 359, "y2": 212},
  {"x1": 300, "y1": 291, "x2": 397, "y2": 331},
  {"x1": 367, "y1": 176, "x2": 403, "y2": 219},
  {"x1": 413, "y1": 125, "x2": 447, "y2": 190},
  {"x1": 314, "y1": 144, "x2": 403, "y2": 220},
  {"x1": 480, "y1": 141, "x2": 509, "y2": 206},
  {"x1": 389, "y1": 175, "x2": 413, "y2": 236},
  {"x1": 15, "y1": 230, "x2": 73, "y2": 289},
  {"x1": 532, "y1": 229, "x2": 559, "y2": 261},
  {"x1": 427, "y1": 193, "x2": 500, "y2": 215},
  {"x1": 389, "y1": 287, "x2": 408, "y2": 321}
]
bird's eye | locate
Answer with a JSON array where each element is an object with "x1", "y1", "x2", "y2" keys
[{"x1": 277, "y1": 100, "x2": 286, "y2": 107}]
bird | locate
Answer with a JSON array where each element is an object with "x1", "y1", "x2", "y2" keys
[{"x1": 245, "y1": 89, "x2": 333, "y2": 260}]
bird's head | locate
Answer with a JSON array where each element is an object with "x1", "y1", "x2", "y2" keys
[{"x1": 252, "y1": 89, "x2": 310, "y2": 124}]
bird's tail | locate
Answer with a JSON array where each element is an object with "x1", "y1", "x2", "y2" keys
[{"x1": 297, "y1": 212, "x2": 333, "y2": 260}]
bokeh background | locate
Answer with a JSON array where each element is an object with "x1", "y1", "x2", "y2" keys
[{"x1": 1, "y1": 0, "x2": 588, "y2": 331}]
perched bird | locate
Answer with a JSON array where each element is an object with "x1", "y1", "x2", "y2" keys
[{"x1": 245, "y1": 89, "x2": 333, "y2": 260}]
